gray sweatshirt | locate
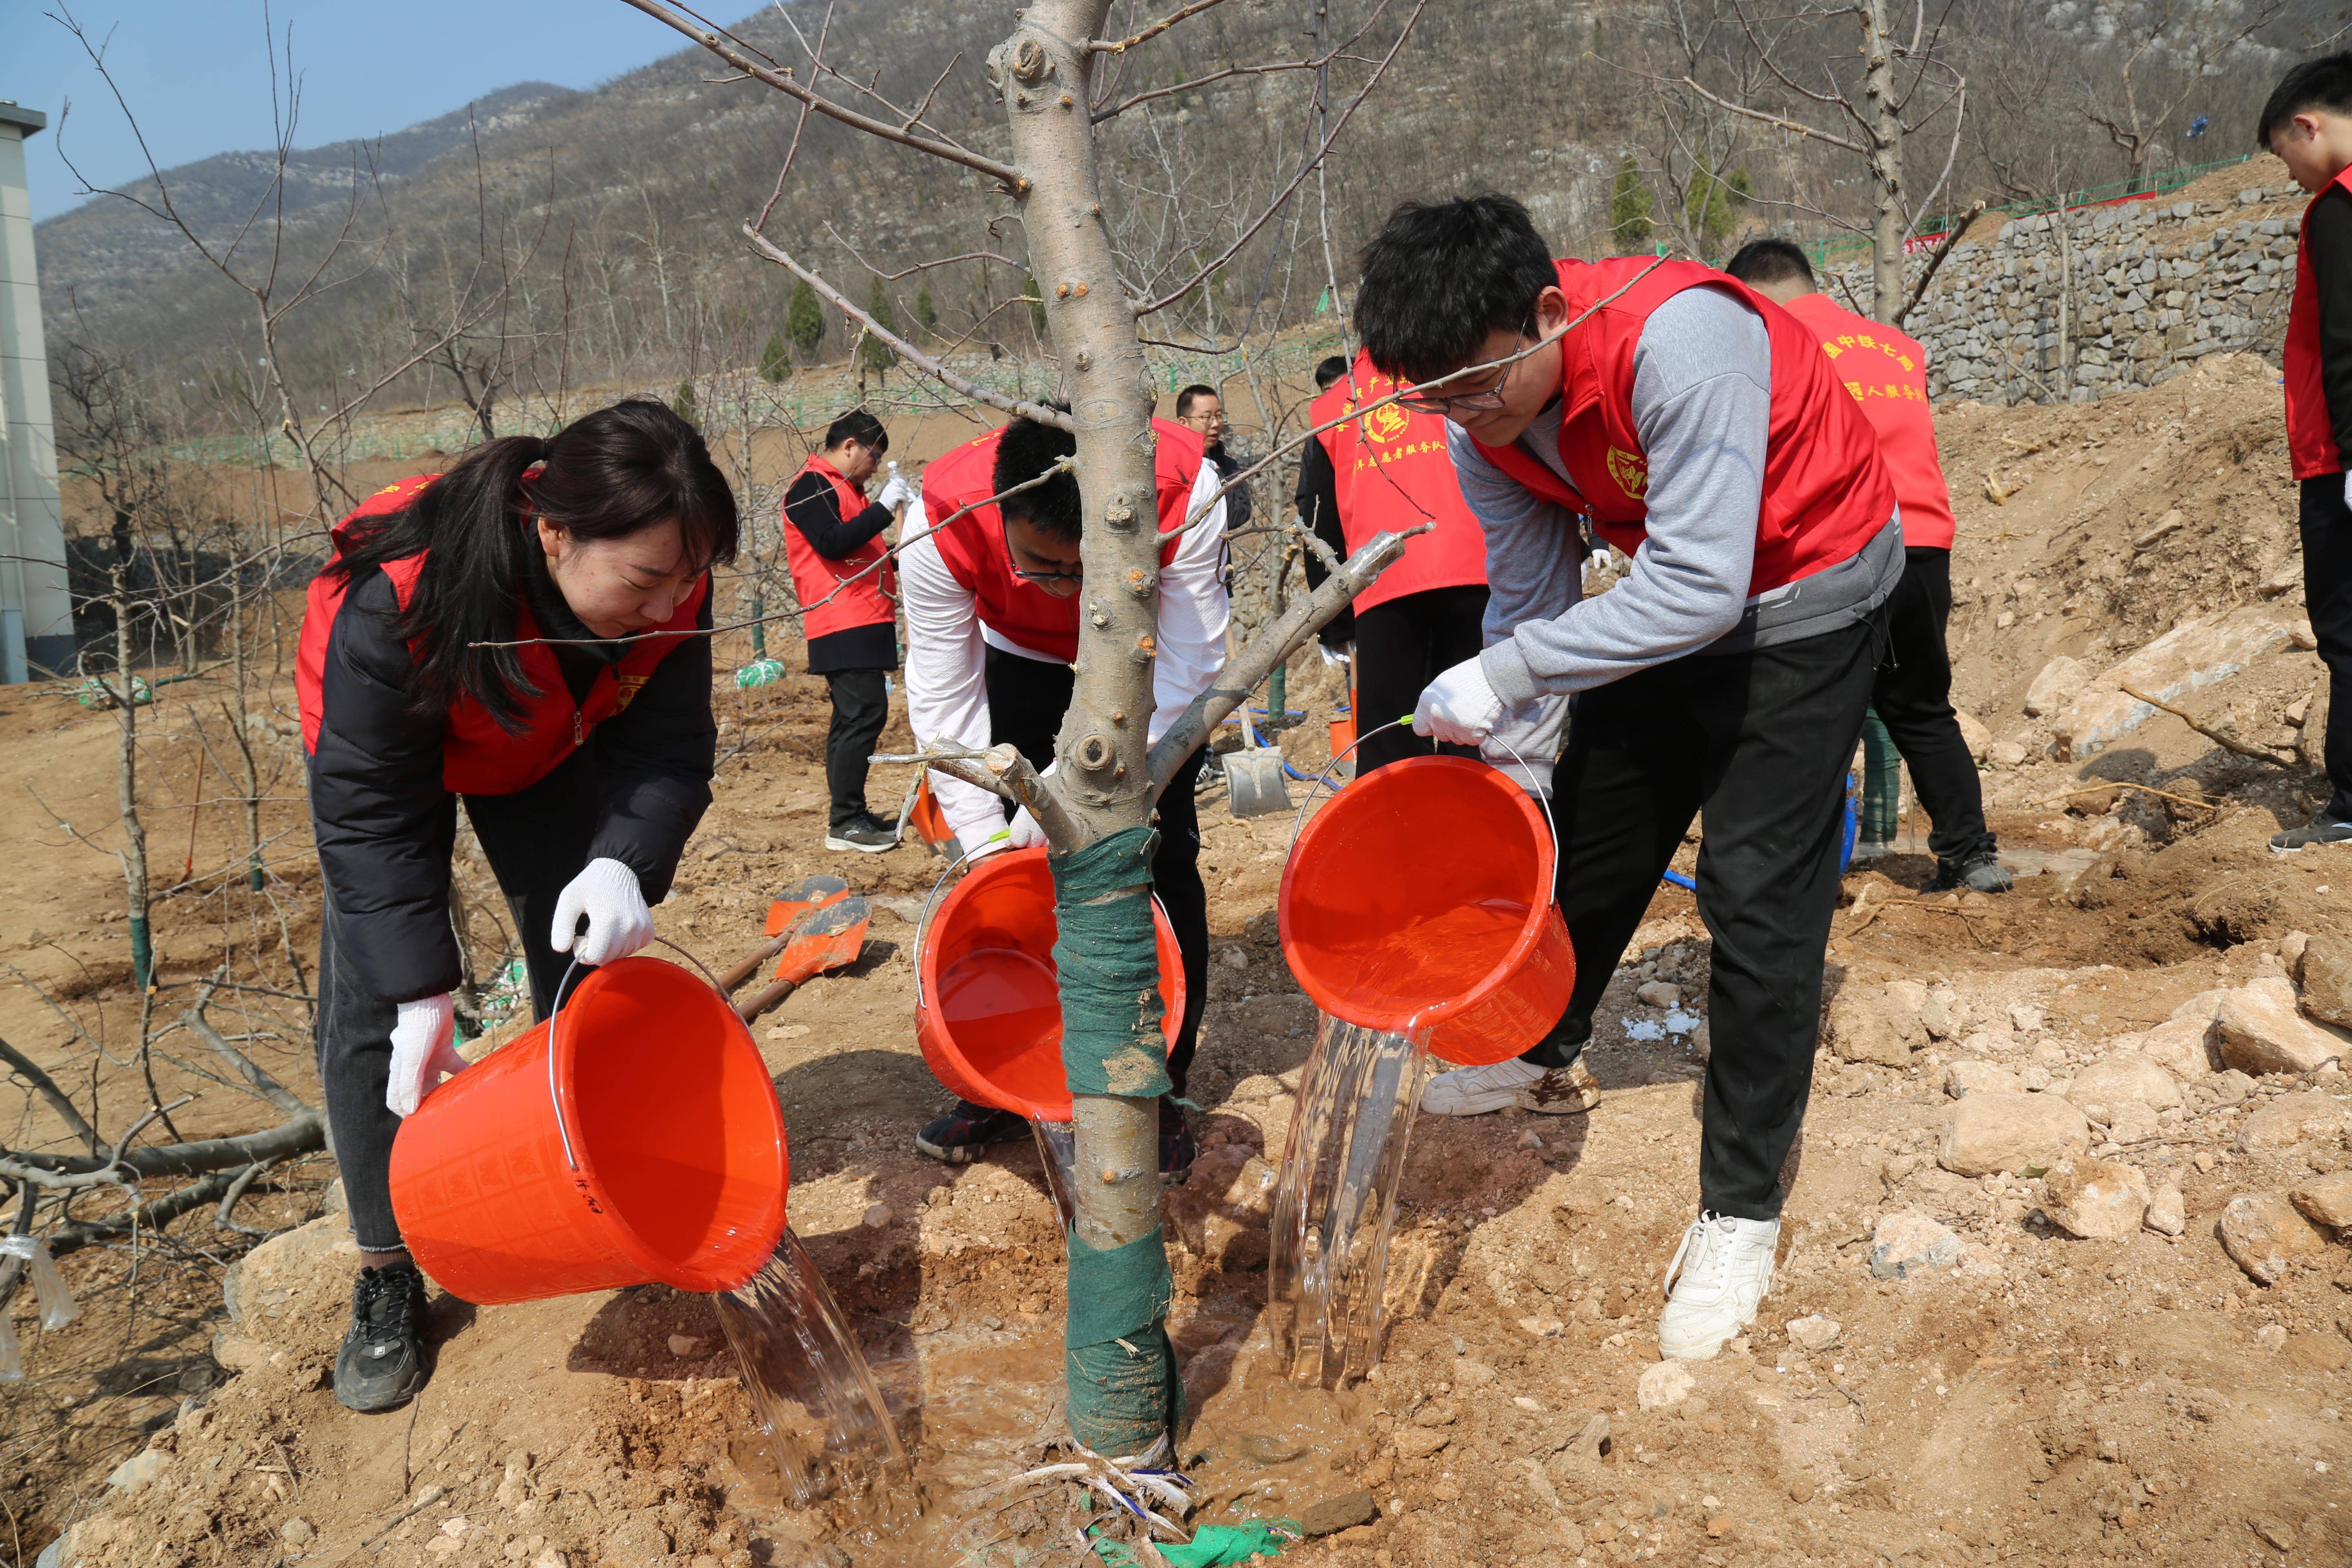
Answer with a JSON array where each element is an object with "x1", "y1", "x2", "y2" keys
[{"x1": 1450, "y1": 285, "x2": 1902, "y2": 760}]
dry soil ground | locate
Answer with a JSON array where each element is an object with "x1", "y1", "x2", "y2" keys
[{"x1": 12, "y1": 354, "x2": 2352, "y2": 1568}]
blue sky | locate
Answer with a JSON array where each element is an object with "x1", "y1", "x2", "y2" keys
[{"x1": 6, "y1": 1, "x2": 691, "y2": 221}]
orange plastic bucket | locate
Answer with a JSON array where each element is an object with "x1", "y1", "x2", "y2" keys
[
  {"x1": 916, "y1": 846, "x2": 1184, "y2": 1120},
  {"x1": 1328, "y1": 699, "x2": 1356, "y2": 784},
  {"x1": 389, "y1": 956, "x2": 788, "y2": 1304},
  {"x1": 1278, "y1": 755, "x2": 1574, "y2": 1066}
]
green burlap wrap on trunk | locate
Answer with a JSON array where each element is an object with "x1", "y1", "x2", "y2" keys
[
  {"x1": 1860, "y1": 708, "x2": 1901, "y2": 844},
  {"x1": 1051, "y1": 825, "x2": 1172, "y2": 1100},
  {"x1": 1050, "y1": 825, "x2": 1179, "y2": 1451}
]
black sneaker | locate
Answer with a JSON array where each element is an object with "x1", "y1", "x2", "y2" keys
[
  {"x1": 2271, "y1": 814, "x2": 2352, "y2": 854},
  {"x1": 859, "y1": 808, "x2": 902, "y2": 837},
  {"x1": 826, "y1": 817, "x2": 898, "y2": 854},
  {"x1": 1158, "y1": 1097, "x2": 1197, "y2": 1185},
  {"x1": 1924, "y1": 853, "x2": 2014, "y2": 894},
  {"x1": 334, "y1": 1262, "x2": 428, "y2": 1413},
  {"x1": 915, "y1": 1100, "x2": 1026, "y2": 1163}
]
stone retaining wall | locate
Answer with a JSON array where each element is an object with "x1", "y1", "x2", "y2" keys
[{"x1": 1825, "y1": 183, "x2": 2307, "y2": 405}]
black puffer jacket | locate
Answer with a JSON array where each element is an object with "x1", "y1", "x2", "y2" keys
[{"x1": 305, "y1": 555, "x2": 715, "y2": 1003}]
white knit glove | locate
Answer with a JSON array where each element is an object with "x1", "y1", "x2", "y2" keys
[
  {"x1": 551, "y1": 857, "x2": 655, "y2": 967},
  {"x1": 386, "y1": 994, "x2": 465, "y2": 1117},
  {"x1": 1319, "y1": 641, "x2": 1353, "y2": 669},
  {"x1": 1414, "y1": 656, "x2": 1504, "y2": 746},
  {"x1": 1007, "y1": 760, "x2": 1057, "y2": 849},
  {"x1": 2342, "y1": 472, "x2": 2350, "y2": 512},
  {"x1": 878, "y1": 464, "x2": 917, "y2": 512},
  {"x1": 959, "y1": 824, "x2": 1013, "y2": 862}
]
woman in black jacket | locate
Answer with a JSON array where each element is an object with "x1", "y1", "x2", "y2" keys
[{"x1": 296, "y1": 399, "x2": 737, "y2": 1412}]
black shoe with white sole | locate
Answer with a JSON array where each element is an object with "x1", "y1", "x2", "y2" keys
[
  {"x1": 2271, "y1": 813, "x2": 2352, "y2": 854},
  {"x1": 826, "y1": 818, "x2": 898, "y2": 854},
  {"x1": 915, "y1": 1100, "x2": 1026, "y2": 1163},
  {"x1": 334, "y1": 1261, "x2": 428, "y2": 1413},
  {"x1": 1924, "y1": 853, "x2": 2014, "y2": 894}
]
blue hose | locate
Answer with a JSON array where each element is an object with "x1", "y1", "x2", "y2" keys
[{"x1": 1659, "y1": 771, "x2": 1858, "y2": 894}]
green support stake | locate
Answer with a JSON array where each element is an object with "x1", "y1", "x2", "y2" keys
[
  {"x1": 1859, "y1": 709, "x2": 1901, "y2": 850},
  {"x1": 129, "y1": 913, "x2": 154, "y2": 993}
]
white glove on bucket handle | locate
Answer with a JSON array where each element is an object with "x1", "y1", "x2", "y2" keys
[{"x1": 552, "y1": 857, "x2": 655, "y2": 967}]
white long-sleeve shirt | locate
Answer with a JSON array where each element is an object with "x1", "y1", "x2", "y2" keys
[{"x1": 902, "y1": 461, "x2": 1229, "y2": 856}]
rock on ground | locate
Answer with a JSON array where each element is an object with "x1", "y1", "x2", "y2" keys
[
  {"x1": 2214, "y1": 981, "x2": 2348, "y2": 1076},
  {"x1": 1940, "y1": 1092, "x2": 2092, "y2": 1178},
  {"x1": 1637, "y1": 1359, "x2": 1696, "y2": 1410},
  {"x1": 1944, "y1": 1060, "x2": 2021, "y2": 1099},
  {"x1": 2299, "y1": 935, "x2": 2352, "y2": 1030},
  {"x1": 2024, "y1": 655, "x2": 2088, "y2": 717},
  {"x1": 1870, "y1": 1211, "x2": 1963, "y2": 1279},
  {"x1": 1786, "y1": 1314, "x2": 1842, "y2": 1351},
  {"x1": 2131, "y1": 1016, "x2": 2221, "y2": 1081},
  {"x1": 2236, "y1": 1091, "x2": 2352, "y2": 1155},
  {"x1": 1828, "y1": 984, "x2": 1924, "y2": 1067},
  {"x1": 2039, "y1": 1157, "x2": 2151, "y2": 1239},
  {"x1": 2219, "y1": 1194, "x2": 2334, "y2": 1285},
  {"x1": 2145, "y1": 1183, "x2": 2186, "y2": 1236},
  {"x1": 2049, "y1": 606, "x2": 2300, "y2": 760},
  {"x1": 2290, "y1": 1170, "x2": 2352, "y2": 1231},
  {"x1": 2067, "y1": 1054, "x2": 2183, "y2": 1114}
]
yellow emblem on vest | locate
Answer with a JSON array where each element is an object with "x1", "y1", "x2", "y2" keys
[
  {"x1": 1605, "y1": 446, "x2": 1648, "y2": 499},
  {"x1": 614, "y1": 673, "x2": 652, "y2": 712},
  {"x1": 1362, "y1": 401, "x2": 1411, "y2": 446}
]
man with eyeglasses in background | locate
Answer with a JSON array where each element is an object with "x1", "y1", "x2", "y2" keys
[
  {"x1": 899, "y1": 412, "x2": 1229, "y2": 1178},
  {"x1": 1176, "y1": 383, "x2": 1254, "y2": 530},
  {"x1": 1350, "y1": 194, "x2": 1903, "y2": 1362}
]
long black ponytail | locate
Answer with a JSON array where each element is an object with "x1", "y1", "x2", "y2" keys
[{"x1": 327, "y1": 399, "x2": 739, "y2": 729}]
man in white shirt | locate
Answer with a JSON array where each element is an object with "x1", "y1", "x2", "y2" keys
[{"x1": 899, "y1": 413, "x2": 1228, "y2": 1178}]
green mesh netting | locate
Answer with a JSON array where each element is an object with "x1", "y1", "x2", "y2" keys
[
  {"x1": 1051, "y1": 824, "x2": 1178, "y2": 1454},
  {"x1": 1050, "y1": 825, "x2": 1171, "y2": 1100},
  {"x1": 1860, "y1": 708, "x2": 1901, "y2": 844}
]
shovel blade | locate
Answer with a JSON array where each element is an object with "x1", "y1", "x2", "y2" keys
[
  {"x1": 765, "y1": 875, "x2": 852, "y2": 937},
  {"x1": 774, "y1": 896, "x2": 872, "y2": 986},
  {"x1": 1224, "y1": 747, "x2": 1293, "y2": 819}
]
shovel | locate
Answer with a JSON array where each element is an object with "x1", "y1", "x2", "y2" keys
[
  {"x1": 715, "y1": 876, "x2": 853, "y2": 996},
  {"x1": 737, "y1": 896, "x2": 872, "y2": 1023},
  {"x1": 1224, "y1": 706, "x2": 1293, "y2": 820},
  {"x1": 897, "y1": 775, "x2": 962, "y2": 858}
]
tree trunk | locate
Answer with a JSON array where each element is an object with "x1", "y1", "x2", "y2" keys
[
  {"x1": 112, "y1": 566, "x2": 153, "y2": 992},
  {"x1": 1864, "y1": 0, "x2": 1905, "y2": 322},
  {"x1": 993, "y1": 0, "x2": 1180, "y2": 1457}
]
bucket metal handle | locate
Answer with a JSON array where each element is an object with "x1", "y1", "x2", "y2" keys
[
  {"x1": 1284, "y1": 717, "x2": 1560, "y2": 909},
  {"x1": 543, "y1": 937, "x2": 730, "y2": 1176},
  {"x1": 910, "y1": 846, "x2": 980, "y2": 1016}
]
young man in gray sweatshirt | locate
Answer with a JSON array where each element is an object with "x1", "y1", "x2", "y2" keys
[{"x1": 1354, "y1": 196, "x2": 1903, "y2": 1360}]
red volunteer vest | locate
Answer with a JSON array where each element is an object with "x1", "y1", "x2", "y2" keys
[
  {"x1": 921, "y1": 419, "x2": 1204, "y2": 663},
  {"x1": 1468, "y1": 259, "x2": 1894, "y2": 595},
  {"x1": 1778, "y1": 293, "x2": 1956, "y2": 550},
  {"x1": 1310, "y1": 350, "x2": 1489, "y2": 613},
  {"x1": 296, "y1": 474, "x2": 710, "y2": 796},
  {"x1": 783, "y1": 455, "x2": 897, "y2": 640},
  {"x1": 2284, "y1": 165, "x2": 2352, "y2": 480}
]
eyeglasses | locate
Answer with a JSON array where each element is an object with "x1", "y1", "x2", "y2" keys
[
  {"x1": 1394, "y1": 328, "x2": 1538, "y2": 416},
  {"x1": 1004, "y1": 532, "x2": 1082, "y2": 586}
]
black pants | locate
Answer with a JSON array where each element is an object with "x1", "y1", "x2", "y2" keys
[
  {"x1": 314, "y1": 755, "x2": 600, "y2": 1253},
  {"x1": 1354, "y1": 584, "x2": 1490, "y2": 775},
  {"x1": 824, "y1": 668, "x2": 892, "y2": 829},
  {"x1": 1868, "y1": 548, "x2": 1993, "y2": 865},
  {"x1": 2303, "y1": 477, "x2": 2352, "y2": 820},
  {"x1": 983, "y1": 646, "x2": 1210, "y2": 1095},
  {"x1": 1521, "y1": 615, "x2": 1882, "y2": 1220}
]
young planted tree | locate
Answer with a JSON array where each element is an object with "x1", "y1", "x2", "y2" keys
[
  {"x1": 786, "y1": 278, "x2": 826, "y2": 363},
  {"x1": 620, "y1": 0, "x2": 1430, "y2": 1466}
]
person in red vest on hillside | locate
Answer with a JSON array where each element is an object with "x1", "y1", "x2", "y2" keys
[
  {"x1": 297, "y1": 400, "x2": 737, "y2": 1412},
  {"x1": 782, "y1": 409, "x2": 917, "y2": 853},
  {"x1": 2262, "y1": 55, "x2": 2352, "y2": 852},
  {"x1": 900, "y1": 413, "x2": 1228, "y2": 1177},
  {"x1": 1724, "y1": 238, "x2": 2009, "y2": 894},
  {"x1": 1353, "y1": 195, "x2": 1903, "y2": 1361},
  {"x1": 1296, "y1": 347, "x2": 1498, "y2": 778}
]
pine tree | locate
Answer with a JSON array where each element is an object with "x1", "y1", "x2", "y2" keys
[
  {"x1": 671, "y1": 379, "x2": 700, "y2": 426},
  {"x1": 786, "y1": 279, "x2": 824, "y2": 363},
  {"x1": 1688, "y1": 165, "x2": 1753, "y2": 262},
  {"x1": 1610, "y1": 156, "x2": 1655, "y2": 254},
  {"x1": 859, "y1": 278, "x2": 899, "y2": 376},
  {"x1": 759, "y1": 330, "x2": 792, "y2": 383},
  {"x1": 915, "y1": 284, "x2": 939, "y2": 335},
  {"x1": 1022, "y1": 272, "x2": 1049, "y2": 338}
]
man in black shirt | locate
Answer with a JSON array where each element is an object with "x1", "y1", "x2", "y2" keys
[{"x1": 782, "y1": 410, "x2": 915, "y2": 852}]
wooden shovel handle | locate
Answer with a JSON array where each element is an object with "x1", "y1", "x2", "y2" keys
[{"x1": 737, "y1": 977, "x2": 797, "y2": 1023}]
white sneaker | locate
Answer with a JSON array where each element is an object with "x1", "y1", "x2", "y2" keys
[
  {"x1": 1657, "y1": 1211, "x2": 1781, "y2": 1361},
  {"x1": 1420, "y1": 1057, "x2": 1546, "y2": 1116}
]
